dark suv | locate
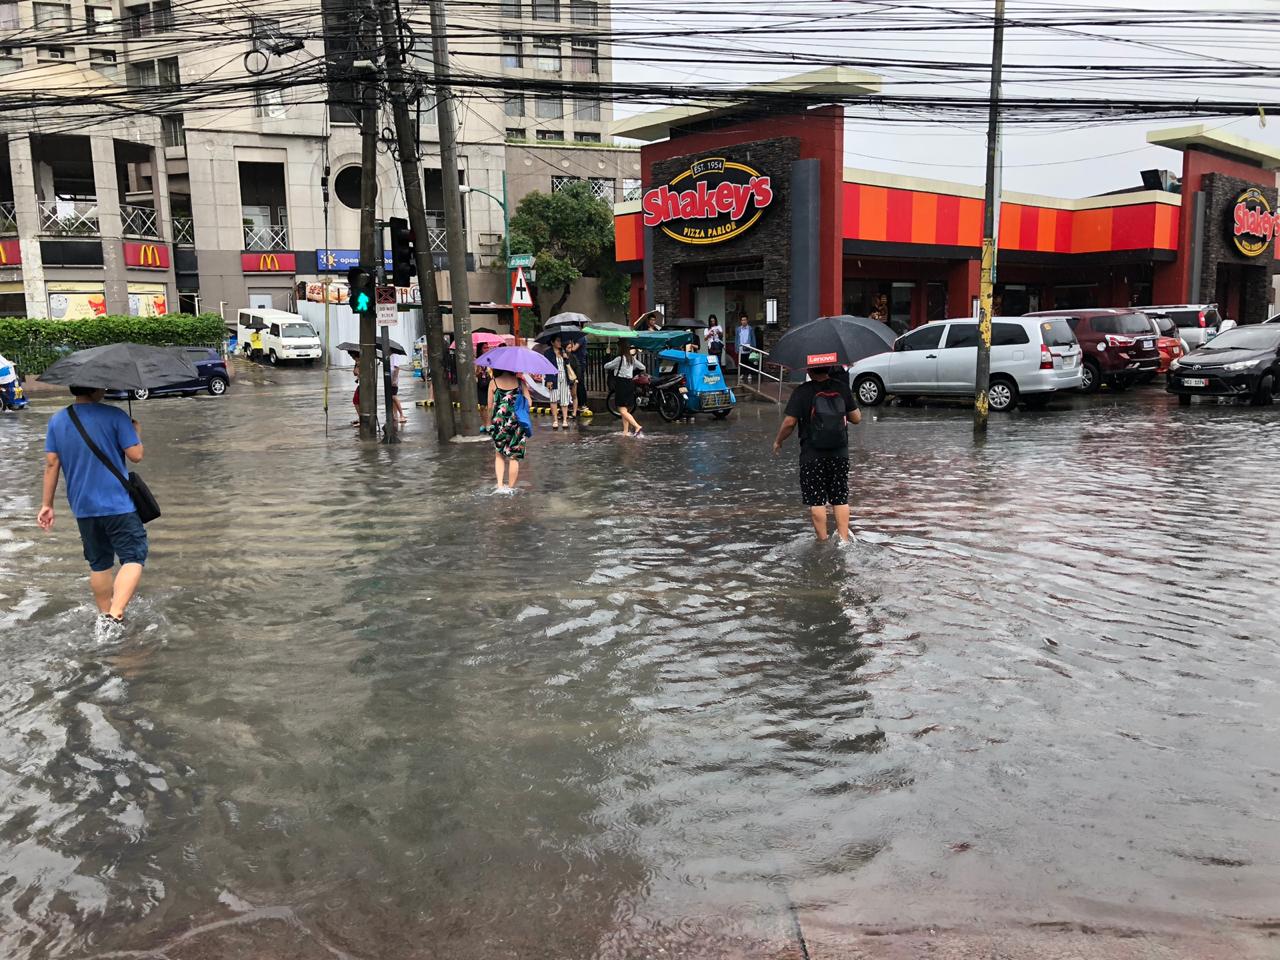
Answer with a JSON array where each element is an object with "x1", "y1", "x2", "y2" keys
[
  {"x1": 1025, "y1": 309, "x2": 1161, "y2": 393},
  {"x1": 107, "y1": 347, "x2": 230, "y2": 401}
]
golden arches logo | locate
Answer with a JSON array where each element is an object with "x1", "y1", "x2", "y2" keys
[
  {"x1": 259, "y1": 253, "x2": 281, "y2": 271},
  {"x1": 139, "y1": 244, "x2": 162, "y2": 267},
  {"x1": 0, "y1": 245, "x2": 7, "y2": 265}
]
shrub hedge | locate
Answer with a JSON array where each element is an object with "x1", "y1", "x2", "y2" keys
[{"x1": 0, "y1": 313, "x2": 228, "y2": 375}]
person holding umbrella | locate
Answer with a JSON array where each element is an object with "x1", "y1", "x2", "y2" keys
[{"x1": 476, "y1": 346, "x2": 555, "y2": 490}]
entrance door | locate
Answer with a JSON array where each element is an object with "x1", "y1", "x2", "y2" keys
[
  {"x1": 248, "y1": 292, "x2": 274, "y2": 309},
  {"x1": 694, "y1": 286, "x2": 726, "y2": 328}
]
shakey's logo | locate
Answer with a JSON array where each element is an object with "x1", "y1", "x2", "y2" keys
[
  {"x1": 1231, "y1": 187, "x2": 1276, "y2": 258},
  {"x1": 641, "y1": 157, "x2": 774, "y2": 245}
]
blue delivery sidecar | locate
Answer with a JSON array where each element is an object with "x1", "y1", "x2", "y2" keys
[{"x1": 657, "y1": 349, "x2": 736, "y2": 419}]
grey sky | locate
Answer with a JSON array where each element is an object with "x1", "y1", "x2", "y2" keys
[{"x1": 611, "y1": 0, "x2": 1280, "y2": 197}]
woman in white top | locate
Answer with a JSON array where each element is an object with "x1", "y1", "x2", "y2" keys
[
  {"x1": 548, "y1": 337, "x2": 576, "y2": 429},
  {"x1": 604, "y1": 344, "x2": 646, "y2": 437}
]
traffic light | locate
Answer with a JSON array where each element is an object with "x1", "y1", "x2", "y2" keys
[
  {"x1": 347, "y1": 265, "x2": 375, "y2": 318},
  {"x1": 388, "y1": 216, "x2": 416, "y2": 287}
]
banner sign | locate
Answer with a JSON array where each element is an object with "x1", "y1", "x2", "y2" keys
[
  {"x1": 641, "y1": 156, "x2": 774, "y2": 245},
  {"x1": 316, "y1": 248, "x2": 394, "y2": 272},
  {"x1": 123, "y1": 241, "x2": 170, "y2": 269},
  {"x1": 242, "y1": 252, "x2": 297, "y2": 273},
  {"x1": 1230, "y1": 187, "x2": 1276, "y2": 258},
  {"x1": 0, "y1": 239, "x2": 20, "y2": 266}
]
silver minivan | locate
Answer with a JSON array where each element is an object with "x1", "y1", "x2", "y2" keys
[{"x1": 848, "y1": 316, "x2": 1083, "y2": 411}]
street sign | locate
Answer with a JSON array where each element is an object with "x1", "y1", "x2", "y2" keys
[
  {"x1": 511, "y1": 266, "x2": 534, "y2": 308},
  {"x1": 508, "y1": 254, "x2": 535, "y2": 268},
  {"x1": 376, "y1": 285, "x2": 398, "y2": 325}
]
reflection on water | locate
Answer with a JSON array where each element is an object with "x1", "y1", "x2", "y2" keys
[{"x1": 1, "y1": 369, "x2": 1278, "y2": 958}]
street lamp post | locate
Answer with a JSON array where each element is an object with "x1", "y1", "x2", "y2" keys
[{"x1": 460, "y1": 175, "x2": 516, "y2": 336}]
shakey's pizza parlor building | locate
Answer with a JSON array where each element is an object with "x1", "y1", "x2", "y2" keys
[{"x1": 611, "y1": 71, "x2": 1280, "y2": 347}]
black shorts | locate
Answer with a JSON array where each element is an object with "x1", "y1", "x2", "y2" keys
[
  {"x1": 614, "y1": 378, "x2": 637, "y2": 408},
  {"x1": 799, "y1": 457, "x2": 850, "y2": 507},
  {"x1": 77, "y1": 512, "x2": 148, "y2": 572}
]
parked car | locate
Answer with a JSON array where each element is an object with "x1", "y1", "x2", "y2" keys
[
  {"x1": 1025, "y1": 308, "x2": 1160, "y2": 393},
  {"x1": 238, "y1": 308, "x2": 322, "y2": 365},
  {"x1": 1145, "y1": 311, "x2": 1187, "y2": 375},
  {"x1": 1134, "y1": 304, "x2": 1223, "y2": 349},
  {"x1": 1166, "y1": 324, "x2": 1280, "y2": 406},
  {"x1": 107, "y1": 347, "x2": 230, "y2": 401},
  {"x1": 848, "y1": 316, "x2": 1082, "y2": 411}
]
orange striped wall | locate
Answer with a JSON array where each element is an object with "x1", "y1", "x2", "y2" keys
[
  {"x1": 616, "y1": 212, "x2": 643, "y2": 262},
  {"x1": 842, "y1": 183, "x2": 1180, "y2": 254}
]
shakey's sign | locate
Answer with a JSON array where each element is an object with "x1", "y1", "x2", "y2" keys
[
  {"x1": 1230, "y1": 187, "x2": 1277, "y2": 258},
  {"x1": 641, "y1": 157, "x2": 774, "y2": 245}
]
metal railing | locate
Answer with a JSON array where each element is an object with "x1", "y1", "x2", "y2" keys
[
  {"x1": 0, "y1": 201, "x2": 16, "y2": 235},
  {"x1": 121, "y1": 203, "x2": 160, "y2": 239},
  {"x1": 732, "y1": 344, "x2": 786, "y2": 404},
  {"x1": 172, "y1": 216, "x2": 194, "y2": 245},
  {"x1": 38, "y1": 199, "x2": 100, "y2": 236},
  {"x1": 243, "y1": 223, "x2": 288, "y2": 251}
]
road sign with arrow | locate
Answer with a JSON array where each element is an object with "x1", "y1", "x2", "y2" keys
[{"x1": 510, "y1": 266, "x2": 534, "y2": 308}]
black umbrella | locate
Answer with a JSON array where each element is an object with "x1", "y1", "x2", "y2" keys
[
  {"x1": 40, "y1": 343, "x2": 199, "y2": 391},
  {"x1": 240, "y1": 319, "x2": 269, "y2": 331},
  {"x1": 336, "y1": 339, "x2": 407, "y2": 356},
  {"x1": 770, "y1": 315, "x2": 896, "y2": 369},
  {"x1": 535, "y1": 325, "x2": 583, "y2": 344},
  {"x1": 544, "y1": 312, "x2": 592, "y2": 330}
]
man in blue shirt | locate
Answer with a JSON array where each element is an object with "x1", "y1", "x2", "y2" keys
[
  {"x1": 38, "y1": 386, "x2": 146, "y2": 631},
  {"x1": 734, "y1": 312, "x2": 757, "y2": 376}
]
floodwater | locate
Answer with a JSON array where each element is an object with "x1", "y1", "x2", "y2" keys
[{"x1": 1, "y1": 365, "x2": 1278, "y2": 960}]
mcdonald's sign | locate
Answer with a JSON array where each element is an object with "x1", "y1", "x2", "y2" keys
[
  {"x1": 123, "y1": 241, "x2": 170, "y2": 269},
  {"x1": 0, "y1": 240, "x2": 21, "y2": 266},
  {"x1": 241, "y1": 252, "x2": 296, "y2": 273}
]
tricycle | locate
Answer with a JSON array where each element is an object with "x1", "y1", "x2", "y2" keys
[{"x1": 655, "y1": 348, "x2": 736, "y2": 419}]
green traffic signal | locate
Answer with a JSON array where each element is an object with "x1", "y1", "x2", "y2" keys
[{"x1": 354, "y1": 291, "x2": 371, "y2": 312}]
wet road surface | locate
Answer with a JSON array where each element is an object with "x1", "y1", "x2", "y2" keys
[{"x1": 1, "y1": 364, "x2": 1278, "y2": 959}]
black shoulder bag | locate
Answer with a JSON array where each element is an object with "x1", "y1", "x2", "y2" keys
[{"x1": 66, "y1": 406, "x2": 161, "y2": 523}]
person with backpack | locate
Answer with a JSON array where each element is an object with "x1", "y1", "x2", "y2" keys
[
  {"x1": 37, "y1": 385, "x2": 147, "y2": 632},
  {"x1": 772, "y1": 366, "x2": 862, "y2": 542}
]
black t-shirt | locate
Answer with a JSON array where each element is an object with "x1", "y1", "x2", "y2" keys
[{"x1": 785, "y1": 378, "x2": 856, "y2": 463}]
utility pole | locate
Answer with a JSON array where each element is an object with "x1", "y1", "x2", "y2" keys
[
  {"x1": 376, "y1": 0, "x2": 455, "y2": 441},
  {"x1": 429, "y1": 0, "x2": 480, "y2": 435},
  {"x1": 356, "y1": 0, "x2": 381, "y2": 441},
  {"x1": 974, "y1": 0, "x2": 1006, "y2": 437}
]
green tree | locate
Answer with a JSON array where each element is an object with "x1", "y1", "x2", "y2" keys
[{"x1": 504, "y1": 181, "x2": 629, "y2": 326}]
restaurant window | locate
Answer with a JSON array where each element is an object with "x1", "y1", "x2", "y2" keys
[
  {"x1": 926, "y1": 282, "x2": 947, "y2": 323},
  {"x1": 531, "y1": 0, "x2": 558, "y2": 20},
  {"x1": 534, "y1": 94, "x2": 562, "y2": 118},
  {"x1": 500, "y1": 33, "x2": 522, "y2": 68},
  {"x1": 534, "y1": 40, "x2": 560, "y2": 72}
]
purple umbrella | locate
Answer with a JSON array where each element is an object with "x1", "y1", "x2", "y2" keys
[{"x1": 474, "y1": 345, "x2": 556, "y2": 376}]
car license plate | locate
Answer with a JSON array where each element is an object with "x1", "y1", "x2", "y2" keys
[
  {"x1": 1142, "y1": 339, "x2": 1154, "y2": 350},
  {"x1": 1182, "y1": 377, "x2": 1208, "y2": 387},
  {"x1": 1053, "y1": 355, "x2": 1063, "y2": 369}
]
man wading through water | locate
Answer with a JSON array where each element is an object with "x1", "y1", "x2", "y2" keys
[
  {"x1": 37, "y1": 386, "x2": 146, "y2": 633},
  {"x1": 773, "y1": 365, "x2": 861, "y2": 542}
]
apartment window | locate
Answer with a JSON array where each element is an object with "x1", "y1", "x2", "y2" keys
[
  {"x1": 531, "y1": 0, "x2": 558, "y2": 20},
  {"x1": 124, "y1": 0, "x2": 172, "y2": 37},
  {"x1": 551, "y1": 175, "x2": 580, "y2": 192},
  {"x1": 89, "y1": 48, "x2": 116, "y2": 63},
  {"x1": 536, "y1": 130, "x2": 564, "y2": 142},
  {"x1": 621, "y1": 177, "x2": 642, "y2": 201},
  {"x1": 33, "y1": 3, "x2": 70, "y2": 28},
  {"x1": 574, "y1": 96, "x2": 600, "y2": 121},
  {"x1": 500, "y1": 0, "x2": 520, "y2": 15},
  {"x1": 0, "y1": 51, "x2": 21, "y2": 74},
  {"x1": 534, "y1": 40, "x2": 560, "y2": 72},
  {"x1": 89, "y1": 48, "x2": 118, "y2": 77},
  {"x1": 85, "y1": 5, "x2": 110, "y2": 32},
  {"x1": 589, "y1": 177, "x2": 613, "y2": 200},
  {"x1": 503, "y1": 93, "x2": 524, "y2": 117},
  {"x1": 576, "y1": 132, "x2": 601, "y2": 144},
  {"x1": 255, "y1": 87, "x2": 286, "y2": 118},
  {"x1": 571, "y1": 39, "x2": 598, "y2": 75},
  {"x1": 127, "y1": 56, "x2": 179, "y2": 89},
  {"x1": 161, "y1": 114, "x2": 185, "y2": 148},
  {"x1": 569, "y1": 0, "x2": 597, "y2": 24},
  {"x1": 501, "y1": 33, "x2": 522, "y2": 68},
  {"x1": 505, "y1": 127, "x2": 526, "y2": 141},
  {"x1": 0, "y1": 1, "x2": 20, "y2": 29},
  {"x1": 534, "y1": 94, "x2": 562, "y2": 118},
  {"x1": 38, "y1": 45, "x2": 70, "y2": 59}
]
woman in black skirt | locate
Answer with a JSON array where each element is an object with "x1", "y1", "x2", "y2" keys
[{"x1": 604, "y1": 343, "x2": 645, "y2": 437}]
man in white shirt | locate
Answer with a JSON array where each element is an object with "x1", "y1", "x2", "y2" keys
[{"x1": 0, "y1": 351, "x2": 17, "y2": 411}]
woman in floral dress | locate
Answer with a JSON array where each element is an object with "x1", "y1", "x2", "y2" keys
[{"x1": 488, "y1": 368, "x2": 532, "y2": 490}]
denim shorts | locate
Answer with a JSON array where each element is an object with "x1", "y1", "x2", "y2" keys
[{"x1": 76, "y1": 512, "x2": 148, "y2": 572}]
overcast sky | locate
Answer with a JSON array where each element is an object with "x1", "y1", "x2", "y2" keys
[{"x1": 610, "y1": 0, "x2": 1280, "y2": 197}]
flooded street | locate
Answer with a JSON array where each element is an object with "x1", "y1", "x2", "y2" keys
[{"x1": 2, "y1": 364, "x2": 1279, "y2": 959}]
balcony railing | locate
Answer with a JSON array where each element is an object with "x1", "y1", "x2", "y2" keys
[
  {"x1": 0, "y1": 201, "x2": 16, "y2": 236},
  {"x1": 424, "y1": 210, "x2": 447, "y2": 253},
  {"x1": 38, "y1": 200, "x2": 100, "y2": 236},
  {"x1": 243, "y1": 223, "x2": 289, "y2": 251},
  {"x1": 173, "y1": 215, "x2": 194, "y2": 245},
  {"x1": 121, "y1": 203, "x2": 160, "y2": 239}
]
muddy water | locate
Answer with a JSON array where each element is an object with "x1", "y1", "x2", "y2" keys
[{"x1": 1, "y1": 367, "x2": 1277, "y2": 958}]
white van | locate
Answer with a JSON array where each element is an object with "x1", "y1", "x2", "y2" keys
[
  {"x1": 848, "y1": 316, "x2": 1083, "y2": 411},
  {"x1": 238, "y1": 308, "x2": 322, "y2": 365}
]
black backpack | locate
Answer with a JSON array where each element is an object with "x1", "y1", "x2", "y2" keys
[{"x1": 808, "y1": 389, "x2": 848, "y2": 450}]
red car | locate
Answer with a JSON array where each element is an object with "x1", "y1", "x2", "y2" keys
[
  {"x1": 1145, "y1": 311, "x2": 1186, "y2": 375},
  {"x1": 1025, "y1": 309, "x2": 1161, "y2": 393}
]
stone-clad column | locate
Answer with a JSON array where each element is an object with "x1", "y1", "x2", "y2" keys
[
  {"x1": 90, "y1": 135, "x2": 128, "y2": 315},
  {"x1": 8, "y1": 135, "x2": 47, "y2": 317}
]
